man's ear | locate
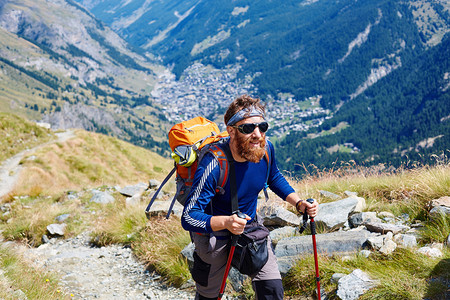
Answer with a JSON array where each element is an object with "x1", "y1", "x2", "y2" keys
[{"x1": 227, "y1": 126, "x2": 235, "y2": 138}]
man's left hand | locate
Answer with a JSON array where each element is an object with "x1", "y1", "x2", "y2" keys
[{"x1": 298, "y1": 199, "x2": 318, "y2": 218}]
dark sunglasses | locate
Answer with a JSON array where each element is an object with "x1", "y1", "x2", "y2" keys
[{"x1": 232, "y1": 121, "x2": 269, "y2": 134}]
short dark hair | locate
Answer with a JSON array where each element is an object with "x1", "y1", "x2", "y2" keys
[{"x1": 224, "y1": 95, "x2": 266, "y2": 125}]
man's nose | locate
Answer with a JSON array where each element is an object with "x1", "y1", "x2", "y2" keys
[{"x1": 252, "y1": 126, "x2": 262, "y2": 138}]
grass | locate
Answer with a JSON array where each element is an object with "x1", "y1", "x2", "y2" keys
[
  {"x1": 1, "y1": 194, "x2": 88, "y2": 247},
  {"x1": 420, "y1": 212, "x2": 450, "y2": 244},
  {"x1": 290, "y1": 157, "x2": 450, "y2": 221},
  {"x1": 0, "y1": 113, "x2": 53, "y2": 162},
  {"x1": 132, "y1": 216, "x2": 191, "y2": 287},
  {"x1": 284, "y1": 248, "x2": 449, "y2": 300},
  {"x1": 0, "y1": 245, "x2": 69, "y2": 299},
  {"x1": 5, "y1": 129, "x2": 173, "y2": 199}
]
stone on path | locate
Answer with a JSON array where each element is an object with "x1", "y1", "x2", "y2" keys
[{"x1": 337, "y1": 269, "x2": 378, "y2": 300}]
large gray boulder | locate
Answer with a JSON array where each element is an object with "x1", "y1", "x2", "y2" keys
[
  {"x1": 275, "y1": 229, "x2": 377, "y2": 275},
  {"x1": 259, "y1": 205, "x2": 301, "y2": 227},
  {"x1": 314, "y1": 197, "x2": 364, "y2": 230}
]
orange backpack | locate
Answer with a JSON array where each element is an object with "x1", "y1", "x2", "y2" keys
[
  {"x1": 145, "y1": 116, "x2": 272, "y2": 219},
  {"x1": 145, "y1": 117, "x2": 229, "y2": 219}
]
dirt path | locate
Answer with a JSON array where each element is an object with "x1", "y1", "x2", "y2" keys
[
  {"x1": 24, "y1": 232, "x2": 196, "y2": 299},
  {"x1": 0, "y1": 130, "x2": 75, "y2": 199}
]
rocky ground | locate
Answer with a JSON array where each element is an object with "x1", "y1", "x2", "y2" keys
[{"x1": 22, "y1": 231, "x2": 196, "y2": 299}]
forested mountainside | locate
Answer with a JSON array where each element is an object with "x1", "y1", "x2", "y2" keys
[
  {"x1": 73, "y1": 0, "x2": 449, "y2": 175},
  {"x1": 277, "y1": 34, "x2": 450, "y2": 175},
  {"x1": 1, "y1": 0, "x2": 448, "y2": 176},
  {"x1": 0, "y1": 0, "x2": 168, "y2": 153}
]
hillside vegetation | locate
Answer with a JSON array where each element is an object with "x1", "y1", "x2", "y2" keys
[
  {"x1": 0, "y1": 113, "x2": 173, "y2": 199},
  {"x1": 0, "y1": 113, "x2": 54, "y2": 162},
  {"x1": 0, "y1": 113, "x2": 448, "y2": 299}
]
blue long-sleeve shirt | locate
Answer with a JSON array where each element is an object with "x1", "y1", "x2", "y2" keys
[{"x1": 181, "y1": 140, "x2": 295, "y2": 233}]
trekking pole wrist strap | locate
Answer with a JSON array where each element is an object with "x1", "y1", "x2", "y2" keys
[{"x1": 295, "y1": 199, "x2": 304, "y2": 215}]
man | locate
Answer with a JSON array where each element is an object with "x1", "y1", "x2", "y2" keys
[{"x1": 181, "y1": 95, "x2": 318, "y2": 299}]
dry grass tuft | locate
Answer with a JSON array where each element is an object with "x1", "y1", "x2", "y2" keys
[
  {"x1": 0, "y1": 245, "x2": 68, "y2": 299},
  {"x1": 133, "y1": 216, "x2": 191, "y2": 287}
]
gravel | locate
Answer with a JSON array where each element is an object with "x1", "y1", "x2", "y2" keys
[{"x1": 26, "y1": 231, "x2": 196, "y2": 299}]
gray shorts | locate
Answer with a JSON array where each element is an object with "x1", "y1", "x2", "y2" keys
[{"x1": 191, "y1": 230, "x2": 281, "y2": 298}]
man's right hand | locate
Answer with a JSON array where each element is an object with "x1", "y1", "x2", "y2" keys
[
  {"x1": 210, "y1": 213, "x2": 251, "y2": 235},
  {"x1": 226, "y1": 213, "x2": 251, "y2": 235}
]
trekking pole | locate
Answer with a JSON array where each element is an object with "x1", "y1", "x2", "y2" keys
[
  {"x1": 299, "y1": 198, "x2": 321, "y2": 300},
  {"x1": 218, "y1": 211, "x2": 246, "y2": 300}
]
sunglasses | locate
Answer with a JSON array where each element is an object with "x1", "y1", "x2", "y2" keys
[{"x1": 232, "y1": 121, "x2": 269, "y2": 134}]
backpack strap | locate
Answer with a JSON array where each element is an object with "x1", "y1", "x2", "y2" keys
[
  {"x1": 263, "y1": 142, "x2": 272, "y2": 202},
  {"x1": 220, "y1": 142, "x2": 239, "y2": 214},
  {"x1": 208, "y1": 144, "x2": 229, "y2": 195},
  {"x1": 145, "y1": 166, "x2": 176, "y2": 220}
]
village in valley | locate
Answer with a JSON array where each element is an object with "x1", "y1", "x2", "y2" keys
[{"x1": 150, "y1": 63, "x2": 331, "y2": 138}]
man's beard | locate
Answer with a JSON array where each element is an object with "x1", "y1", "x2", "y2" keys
[{"x1": 235, "y1": 133, "x2": 266, "y2": 163}]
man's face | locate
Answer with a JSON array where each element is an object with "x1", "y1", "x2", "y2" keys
[{"x1": 232, "y1": 116, "x2": 267, "y2": 163}]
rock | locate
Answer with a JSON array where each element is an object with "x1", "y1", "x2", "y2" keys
[
  {"x1": 181, "y1": 242, "x2": 195, "y2": 265},
  {"x1": 146, "y1": 200, "x2": 184, "y2": 218},
  {"x1": 319, "y1": 190, "x2": 341, "y2": 200},
  {"x1": 12, "y1": 289, "x2": 27, "y2": 300},
  {"x1": 149, "y1": 179, "x2": 161, "y2": 189},
  {"x1": 344, "y1": 191, "x2": 358, "y2": 197},
  {"x1": 47, "y1": 223, "x2": 67, "y2": 236},
  {"x1": 429, "y1": 196, "x2": 450, "y2": 217},
  {"x1": 90, "y1": 190, "x2": 115, "y2": 204},
  {"x1": 331, "y1": 273, "x2": 346, "y2": 283},
  {"x1": 55, "y1": 213, "x2": 70, "y2": 223},
  {"x1": 417, "y1": 246, "x2": 443, "y2": 258},
  {"x1": 359, "y1": 250, "x2": 371, "y2": 258},
  {"x1": 229, "y1": 268, "x2": 247, "y2": 292},
  {"x1": 41, "y1": 234, "x2": 50, "y2": 244},
  {"x1": 367, "y1": 236, "x2": 384, "y2": 251},
  {"x1": 314, "y1": 197, "x2": 361, "y2": 230},
  {"x1": 348, "y1": 212, "x2": 380, "y2": 228},
  {"x1": 337, "y1": 269, "x2": 378, "y2": 300},
  {"x1": 379, "y1": 239, "x2": 397, "y2": 255},
  {"x1": 275, "y1": 229, "x2": 377, "y2": 275},
  {"x1": 269, "y1": 226, "x2": 298, "y2": 245},
  {"x1": 259, "y1": 205, "x2": 301, "y2": 227},
  {"x1": 119, "y1": 182, "x2": 148, "y2": 197},
  {"x1": 393, "y1": 234, "x2": 417, "y2": 248},
  {"x1": 364, "y1": 221, "x2": 409, "y2": 234}
]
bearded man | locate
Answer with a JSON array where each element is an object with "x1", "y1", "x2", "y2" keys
[{"x1": 181, "y1": 95, "x2": 318, "y2": 299}]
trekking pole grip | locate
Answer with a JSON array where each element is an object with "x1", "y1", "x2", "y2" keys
[{"x1": 306, "y1": 198, "x2": 316, "y2": 234}]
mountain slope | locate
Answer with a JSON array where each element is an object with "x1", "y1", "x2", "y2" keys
[
  {"x1": 74, "y1": 0, "x2": 449, "y2": 107},
  {"x1": 76, "y1": 0, "x2": 450, "y2": 175},
  {"x1": 0, "y1": 0, "x2": 169, "y2": 154},
  {"x1": 277, "y1": 33, "x2": 450, "y2": 174}
]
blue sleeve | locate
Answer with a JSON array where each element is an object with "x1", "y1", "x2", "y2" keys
[
  {"x1": 181, "y1": 152, "x2": 220, "y2": 233},
  {"x1": 266, "y1": 141, "x2": 295, "y2": 200}
]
